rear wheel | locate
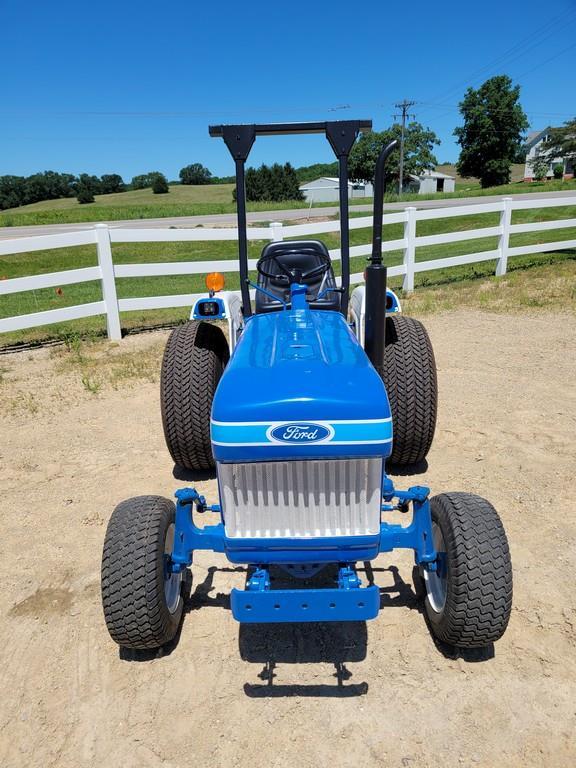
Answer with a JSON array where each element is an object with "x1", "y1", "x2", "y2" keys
[
  {"x1": 420, "y1": 492, "x2": 513, "y2": 648},
  {"x1": 101, "y1": 496, "x2": 184, "y2": 650},
  {"x1": 378, "y1": 314, "x2": 437, "y2": 466},
  {"x1": 161, "y1": 320, "x2": 229, "y2": 471}
]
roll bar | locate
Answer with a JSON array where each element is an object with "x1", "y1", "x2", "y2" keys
[
  {"x1": 370, "y1": 140, "x2": 398, "y2": 265},
  {"x1": 364, "y1": 139, "x2": 399, "y2": 371},
  {"x1": 209, "y1": 120, "x2": 372, "y2": 317}
]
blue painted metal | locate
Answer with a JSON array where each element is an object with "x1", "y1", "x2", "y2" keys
[
  {"x1": 386, "y1": 288, "x2": 401, "y2": 313},
  {"x1": 231, "y1": 583, "x2": 380, "y2": 623},
  {"x1": 170, "y1": 282, "x2": 436, "y2": 622},
  {"x1": 224, "y1": 533, "x2": 382, "y2": 564},
  {"x1": 170, "y1": 488, "x2": 225, "y2": 573},
  {"x1": 338, "y1": 564, "x2": 361, "y2": 589},
  {"x1": 211, "y1": 305, "x2": 392, "y2": 462},
  {"x1": 247, "y1": 279, "x2": 287, "y2": 310},
  {"x1": 379, "y1": 496, "x2": 436, "y2": 565},
  {"x1": 231, "y1": 563, "x2": 379, "y2": 623},
  {"x1": 246, "y1": 566, "x2": 271, "y2": 592},
  {"x1": 192, "y1": 297, "x2": 226, "y2": 320},
  {"x1": 290, "y1": 282, "x2": 309, "y2": 310},
  {"x1": 211, "y1": 419, "x2": 392, "y2": 454}
]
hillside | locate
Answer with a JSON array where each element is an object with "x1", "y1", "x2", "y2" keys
[
  {"x1": 435, "y1": 163, "x2": 526, "y2": 189},
  {"x1": 1, "y1": 164, "x2": 528, "y2": 215},
  {"x1": 2, "y1": 183, "x2": 236, "y2": 213},
  {"x1": 2, "y1": 162, "x2": 573, "y2": 229}
]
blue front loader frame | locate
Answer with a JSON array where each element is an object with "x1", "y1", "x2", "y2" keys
[{"x1": 169, "y1": 479, "x2": 436, "y2": 624}]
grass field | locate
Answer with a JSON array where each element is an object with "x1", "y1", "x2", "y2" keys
[
  {"x1": 1, "y1": 200, "x2": 574, "y2": 348},
  {"x1": 434, "y1": 162, "x2": 527, "y2": 190},
  {"x1": 1, "y1": 183, "x2": 237, "y2": 213},
  {"x1": 0, "y1": 184, "x2": 312, "y2": 227},
  {"x1": 1, "y1": 167, "x2": 575, "y2": 228}
]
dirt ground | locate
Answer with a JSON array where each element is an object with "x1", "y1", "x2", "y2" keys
[{"x1": 1, "y1": 310, "x2": 575, "y2": 768}]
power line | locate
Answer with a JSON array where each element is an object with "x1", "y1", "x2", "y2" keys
[
  {"x1": 416, "y1": 101, "x2": 575, "y2": 119},
  {"x1": 0, "y1": 103, "x2": 360, "y2": 119},
  {"x1": 514, "y1": 39, "x2": 576, "y2": 80},
  {"x1": 419, "y1": 7, "x2": 576, "y2": 116}
]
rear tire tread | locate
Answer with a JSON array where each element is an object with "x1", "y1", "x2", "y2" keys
[
  {"x1": 378, "y1": 314, "x2": 438, "y2": 466},
  {"x1": 160, "y1": 321, "x2": 229, "y2": 471}
]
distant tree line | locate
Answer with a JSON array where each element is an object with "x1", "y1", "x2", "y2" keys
[
  {"x1": 0, "y1": 171, "x2": 126, "y2": 209},
  {"x1": 295, "y1": 162, "x2": 339, "y2": 183}
]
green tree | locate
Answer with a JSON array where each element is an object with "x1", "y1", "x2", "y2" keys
[
  {"x1": 539, "y1": 117, "x2": 576, "y2": 168},
  {"x1": 75, "y1": 173, "x2": 102, "y2": 195},
  {"x1": 179, "y1": 163, "x2": 212, "y2": 185},
  {"x1": 76, "y1": 187, "x2": 95, "y2": 204},
  {"x1": 295, "y1": 161, "x2": 339, "y2": 183},
  {"x1": 454, "y1": 75, "x2": 529, "y2": 188},
  {"x1": 152, "y1": 173, "x2": 169, "y2": 194},
  {"x1": 283, "y1": 163, "x2": 301, "y2": 199},
  {"x1": 23, "y1": 174, "x2": 50, "y2": 204},
  {"x1": 0, "y1": 176, "x2": 26, "y2": 210},
  {"x1": 131, "y1": 172, "x2": 164, "y2": 189},
  {"x1": 530, "y1": 155, "x2": 549, "y2": 181},
  {"x1": 237, "y1": 162, "x2": 304, "y2": 202},
  {"x1": 100, "y1": 174, "x2": 125, "y2": 194},
  {"x1": 348, "y1": 122, "x2": 440, "y2": 187},
  {"x1": 269, "y1": 164, "x2": 285, "y2": 200},
  {"x1": 243, "y1": 167, "x2": 266, "y2": 200},
  {"x1": 553, "y1": 163, "x2": 564, "y2": 179}
]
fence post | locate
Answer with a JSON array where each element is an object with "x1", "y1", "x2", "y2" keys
[
  {"x1": 402, "y1": 206, "x2": 417, "y2": 293},
  {"x1": 496, "y1": 197, "x2": 513, "y2": 277},
  {"x1": 269, "y1": 221, "x2": 284, "y2": 242},
  {"x1": 95, "y1": 224, "x2": 121, "y2": 340}
]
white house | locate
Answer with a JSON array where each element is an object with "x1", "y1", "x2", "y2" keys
[
  {"x1": 299, "y1": 177, "x2": 373, "y2": 203},
  {"x1": 523, "y1": 128, "x2": 575, "y2": 181}
]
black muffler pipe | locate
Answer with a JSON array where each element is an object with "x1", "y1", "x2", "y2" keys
[{"x1": 364, "y1": 139, "x2": 398, "y2": 370}]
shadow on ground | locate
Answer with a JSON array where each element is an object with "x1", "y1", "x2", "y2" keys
[
  {"x1": 120, "y1": 562, "x2": 494, "y2": 670},
  {"x1": 172, "y1": 464, "x2": 216, "y2": 482}
]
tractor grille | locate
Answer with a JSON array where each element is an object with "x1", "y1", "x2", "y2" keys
[{"x1": 218, "y1": 458, "x2": 383, "y2": 539}]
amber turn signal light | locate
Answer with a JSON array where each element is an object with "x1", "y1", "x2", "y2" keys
[{"x1": 205, "y1": 272, "x2": 225, "y2": 293}]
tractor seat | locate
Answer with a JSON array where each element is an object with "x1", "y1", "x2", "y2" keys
[{"x1": 255, "y1": 240, "x2": 341, "y2": 314}]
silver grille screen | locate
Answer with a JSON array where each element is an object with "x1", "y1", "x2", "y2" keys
[{"x1": 218, "y1": 458, "x2": 383, "y2": 539}]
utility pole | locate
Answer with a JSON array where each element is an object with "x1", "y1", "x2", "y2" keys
[{"x1": 394, "y1": 99, "x2": 416, "y2": 194}]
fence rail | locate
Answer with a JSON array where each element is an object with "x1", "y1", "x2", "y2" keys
[{"x1": 1, "y1": 195, "x2": 575, "y2": 340}]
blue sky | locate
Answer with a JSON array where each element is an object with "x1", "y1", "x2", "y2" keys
[{"x1": 1, "y1": 0, "x2": 575, "y2": 180}]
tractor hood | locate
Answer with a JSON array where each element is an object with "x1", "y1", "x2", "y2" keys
[{"x1": 211, "y1": 308, "x2": 392, "y2": 462}]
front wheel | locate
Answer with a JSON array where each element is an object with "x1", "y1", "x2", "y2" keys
[
  {"x1": 419, "y1": 492, "x2": 512, "y2": 648},
  {"x1": 101, "y1": 496, "x2": 185, "y2": 650}
]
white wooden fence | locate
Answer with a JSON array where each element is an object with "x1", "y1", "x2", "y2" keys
[{"x1": 1, "y1": 195, "x2": 575, "y2": 340}]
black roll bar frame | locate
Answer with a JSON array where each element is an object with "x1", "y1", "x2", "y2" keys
[{"x1": 209, "y1": 120, "x2": 372, "y2": 317}]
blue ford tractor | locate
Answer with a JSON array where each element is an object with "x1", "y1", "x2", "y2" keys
[{"x1": 101, "y1": 121, "x2": 512, "y2": 652}]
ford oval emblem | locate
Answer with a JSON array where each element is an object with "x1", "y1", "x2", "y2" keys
[{"x1": 268, "y1": 422, "x2": 333, "y2": 444}]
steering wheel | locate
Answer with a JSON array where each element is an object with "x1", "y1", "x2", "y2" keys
[{"x1": 257, "y1": 251, "x2": 332, "y2": 284}]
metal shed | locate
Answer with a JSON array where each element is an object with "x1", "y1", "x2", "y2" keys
[
  {"x1": 300, "y1": 177, "x2": 374, "y2": 203},
  {"x1": 408, "y1": 170, "x2": 455, "y2": 194}
]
